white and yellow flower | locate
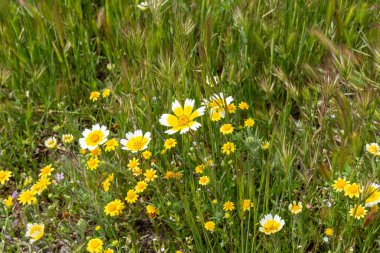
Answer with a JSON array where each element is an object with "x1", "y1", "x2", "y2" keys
[
  {"x1": 159, "y1": 99, "x2": 205, "y2": 134},
  {"x1": 120, "y1": 130, "x2": 151, "y2": 152},
  {"x1": 203, "y1": 93, "x2": 233, "y2": 121},
  {"x1": 364, "y1": 183, "x2": 380, "y2": 207},
  {"x1": 44, "y1": 137, "x2": 58, "y2": 149},
  {"x1": 26, "y1": 223, "x2": 44, "y2": 243},
  {"x1": 259, "y1": 214, "x2": 285, "y2": 235},
  {"x1": 366, "y1": 143, "x2": 380, "y2": 156},
  {"x1": 79, "y1": 124, "x2": 109, "y2": 150}
]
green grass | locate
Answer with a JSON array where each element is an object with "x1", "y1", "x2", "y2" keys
[{"x1": 0, "y1": 0, "x2": 379, "y2": 252}]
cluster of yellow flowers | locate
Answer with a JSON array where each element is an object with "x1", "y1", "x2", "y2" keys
[{"x1": 89, "y1": 88, "x2": 111, "y2": 102}]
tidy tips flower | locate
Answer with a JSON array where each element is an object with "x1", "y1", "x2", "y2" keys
[
  {"x1": 120, "y1": 130, "x2": 151, "y2": 152},
  {"x1": 26, "y1": 223, "x2": 44, "y2": 243},
  {"x1": 159, "y1": 99, "x2": 205, "y2": 134},
  {"x1": 366, "y1": 143, "x2": 379, "y2": 156},
  {"x1": 259, "y1": 214, "x2": 285, "y2": 235},
  {"x1": 79, "y1": 124, "x2": 109, "y2": 150},
  {"x1": 45, "y1": 137, "x2": 58, "y2": 149}
]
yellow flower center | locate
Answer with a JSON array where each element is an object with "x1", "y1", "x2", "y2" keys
[
  {"x1": 177, "y1": 115, "x2": 190, "y2": 127},
  {"x1": 263, "y1": 220, "x2": 281, "y2": 233},
  {"x1": 127, "y1": 137, "x2": 148, "y2": 151},
  {"x1": 86, "y1": 131, "x2": 104, "y2": 146}
]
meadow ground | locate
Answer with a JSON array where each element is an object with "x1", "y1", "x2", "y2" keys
[{"x1": 0, "y1": 0, "x2": 380, "y2": 252}]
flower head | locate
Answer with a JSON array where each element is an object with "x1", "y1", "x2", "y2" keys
[
  {"x1": 364, "y1": 183, "x2": 380, "y2": 207},
  {"x1": 105, "y1": 138, "x2": 119, "y2": 152},
  {"x1": 141, "y1": 150, "x2": 152, "y2": 160},
  {"x1": 243, "y1": 199, "x2": 253, "y2": 211},
  {"x1": 144, "y1": 169, "x2": 157, "y2": 182},
  {"x1": 90, "y1": 91, "x2": 100, "y2": 102},
  {"x1": 244, "y1": 118, "x2": 255, "y2": 128},
  {"x1": 238, "y1": 102, "x2": 249, "y2": 110},
  {"x1": 135, "y1": 181, "x2": 148, "y2": 193},
  {"x1": 220, "y1": 124, "x2": 234, "y2": 135},
  {"x1": 3, "y1": 196, "x2": 13, "y2": 207},
  {"x1": 125, "y1": 189, "x2": 139, "y2": 204},
  {"x1": 45, "y1": 137, "x2": 58, "y2": 149},
  {"x1": 18, "y1": 190, "x2": 37, "y2": 205},
  {"x1": 79, "y1": 124, "x2": 109, "y2": 150},
  {"x1": 195, "y1": 165, "x2": 205, "y2": 174},
  {"x1": 146, "y1": 205, "x2": 159, "y2": 218},
  {"x1": 223, "y1": 201, "x2": 235, "y2": 211},
  {"x1": 26, "y1": 223, "x2": 44, "y2": 243},
  {"x1": 261, "y1": 141, "x2": 270, "y2": 150},
  {"x1": 31, "y1": 177, "x2": 51, "y2": 195},
  {"x1": 203, "y1": 93, "x2": 233, "y2": 121},
  {"x1": 87, "y1": 238, "x2": 103, "y2": 253},
  {"x1": 102, "y1": 88, "x2": 111, "y2": 98},
  {"x1": 120, "y1": 130, "x2": 151, "y2": 152},
  {"x1": 324, "y1": 228, "x2": 334, "y2": 236},
  {"x1": 87, "y1": 157, "x2": 100, "y2": 170},
  {"x1": 62, "y1": 134, "x2": 74, "y2": 144},
  {"x1": 344, "y1": 183, "x2": 361, "y2": 198},
  {"x1": 259, "y1": 214, "x2": 285, "y2": 235},
  {"x1": 104, "y1": 199, "x2": 125, "y2": 216},
  {"x1": 288, "y1": 201, "x2": 303, "y2": 215},
  {"x1": 221, "y1": 142, "x2": 235, "y2": 155},
  {"x1": 127, "y1": 157, "x2": 140, "y2": 171},
  {"x1": 0, "y1": 170, "x2": 12, "y2": 185},
  {"x1": 137, "y1": 1, "x2": 148, "y2": 10},
  {"x1": 204, "y1": 221, "x2": 215, "y2": 231},
  {"x1": 366, "y1": 143, "x2": 380, "y2": 156},
  {"x1": 39, "y1": 165, "x2": 54, "y2": 179},
  {"x1": 332, "y1": 177, "x2": 349, "y2": 192},
  {"x1": 199, "y1": 176, "x2": 210, "y2": 185},
  {"x1": 349, "y1": 204, "x2": 367, "y2": 219},
  {"x1": 159, "y1": 99, "x2": 205, "y2": 134},
  {"x1": 164, "y1": 138, "x2": 177, "y2": 150}
]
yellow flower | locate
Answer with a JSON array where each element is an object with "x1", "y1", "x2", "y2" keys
[
  {"x1": 261, "y1": 141, "x2": 270, "y2": 150},
  {"x1": 259, "y1": 214, "x2": 285, "y2": 235},
  {"x1": 220, "y1": 124, "x2": 234, "y2": 135},
  {"x1": 324, "y1": 228, "x2": 334, "y2": 236},
  {"x1": 141, "y1": 150, "x2": 152, "y2": 160},
  {"x1": 104, "y1": 138, "x2": 119, "y2": 152},
  {"x1": 288, "y1": 201, "x2": 303, "y2": 215},
  {"x1": 349, "y1": 204, "x2": 367, "y2": 219},
  {"x1": 203, "y1": 93, "x2": 234, "y2": 120},
  {"x1": 87, "y1": 238, "x2": 103, "y2": 253},
  {"x1": 104, "y1": 249, "x2": 114, "y2": 253},
  {"x1": 221, "y1": 142, "x2": 235, "y2": 155},
  {"x1": 332, "y1": 177, "x2": 349, "y2": 192},
  {"x1": 80, "y1": 149, "x2": 87, "y2": 155},
  {"x1": 366, "y1": 143, "x2": 380, "y2": 156},
  {"x1": 364, "y1": 183, "x2": 380, "y2": 207},
  {"x1": 120, "y1": 130, "x2": 151, "y2": 153},
  {"x1": 62, "y1": 134, "x2": 74, "y2": 144},
  {"x1": 87, "y1": 157, "x2": 100, "y2": 170},
  {"x1": 137, "y1": 1, "x2": 149, "y2": 10},
  {"x1": 104, "y1": 199, "x2": 125, "y2": 217},
  {"x1": 164, "y1": 138, "x2": 177, "y2": 150},
  {"x1": 102, "y1": 173, "x2": 114, "y2": 192},
  {"x1": 159, "y1": 99, "x2": 205, "y2": 134},
  {"x1": 79, "y1": 124, "x2": 109, "y2": 150},
  {"x1": 195, "y1": 165, "x2": 204, "y2": 174},
  {"x1": 31, "y1": 177, "x2": 51, "y2": 195},
  {"x1": 227, "y1": 103, "x2": 236, "y2": 113},
  {"x1": 144, "y1": 169, "x2": 157, "y2": 182},
  {"x1": 225, "y1": 212, "x2": 231, "y2": 218},
  {"x1": 95, "y1": 226, "x2": 101, "y2": 231},
  {"x1": 90, "y1": 147, "x2": 102, "y2": 157},
  {"x1": 135, "y1": 181, "x2": 148, "y2": 193},
  {"x1": 89, "y1": 91, "x2": 101, "y2": 102},
  {"x1": 344, "y1": 183, "x2": 361, "y2": 198},
  {"x1": 223, "y1": 201, "x2": 235, "y2": 211},
  {"x1": 23, "y1": 176, "x2": 33, "y2": 187},
  {"x1": 243, "y1": 199, "x2": 253, "y2": 212},
  {"x1": 132, "y1": 167, "x2": 142, "y2": 177},
  {"x1": 0, "y1": 170, "x2": 12, "y2": 185},
  {"x1": 244, "y1": 118, "x2": 255, "y2": 128},
  {"x1": 111, "y1": 240, "x2": 119, "y2": 246},
  {"x1": 238, "y1": 102, "x2": 249, "y2": 110},
  {"x1": 125, "y1": 190, "x2": 139, "y2": 204},
  {"x1": 127, "y1": 157, "x2": 140, "y2": 171},
  {"x1": 3, "y1": 196, "x2": 13, "y2": 207},
  {"x1": 199, "y1": 176, "x2": 210, "y2": 186},
  {"x1": 165, "y1": 171, "x2": 175, "y2": 179},
  {"x1": 204, "y1": 221, "x2": 215, "y2": 231},
  {"x1": 44, "y1": 137, "x2": 58, "y2": 149},
  {"x1": 102, "y1": 88, "x2": 111, "y2": 98},
  {"x1": 146, "y1": 205, "x2": 159, "y2": 218},
  {"x1": 212, "y1": 199, "x2": 218, "y2": 204},
  {"x1": 18, "y1": 190, "x2": 37, "y2": 205},
  {"x1": 26, "y1": 223, "x2": 44, "y2": 243},
  {"x1": 39, "y1": 165, "x2": 54, "y2": 178},
  {"x1": 210, "y1": 109, "x2": 223, "y2": 122}
]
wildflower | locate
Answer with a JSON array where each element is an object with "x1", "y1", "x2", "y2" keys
[
  {"x1": 90, "y1": 147, "x2": 102, "y2": 157},
  {"x1": 164, "y1": 138, "x2": 177, "y2": 150},
  {"x1": 125, "y1": 190, "x2": 139, "y2": 204},
  {"x1": 324, "y1": 228, "x2": 334, "y2": 236},
  {"x1": 243, "y1": 199, "x2": 253, "y2": 211},
  {"x1": 104, "y1": 249, "x2": 114, "y2": 253},
  {"x1": 220, "y1": 124, "x2": 234, "y2": 135},
  {"x1": 366, "y1": 143, "x2": 380, "y2": 156},
  {"x1": 44, "y1": 137, "x2": 58, "y2": 149},
  {"x1": 349, "y1": 205, "x2": 367, "y2": 220},
  {"x1": 0, "y1": 170, "x2": 12, "y2": 185},
  {"x1": 39, "y1": 165, "x2": 54, "y2": 178},
  {"x1": 23, "y1": 176, "x2": 33, "y2": 186},
  {"x1": 141, "y1": 150, "x2": 152, "y2": 160},
  {"x1": 105, "y1": 139, "x2": 119, "y2": 152},
  {"x1": 127, "y1": 157, "x2": 140, "y2": 171},
  {"x1": 238, "y1": 102, "x2": 249, "y2": 110},
  {"x1": 344, "y1": 183, "x2": 361, "y2": 198},
  {"x1": 195, "y1": 165, "x2": 204, "y2": 174},
  {"x1": 87, "y1": 238, "x2": 103, "y2": 253},
  {"x1": 146, "y1": 205, "x2": 160, "y2": 218},
  {"x1": 106, "y1": 63, "x2": 115, "y2": 70},
  {"x1": 87, "y1": 157, "x2": 100, "y2": 170},
  {"x1": 62, "y1": 134, "x2": 74, "y2": 144},
  {"x1": 332, "y1": 177, "x2": 349, "y2": 192},
  {"x1": 227, "y1": 103, "x2": 236, "y2": 113},
  {"x1": 204, "y1": 221, "x2": 215, "y2": 231},
  {"x1": 55, "y1": 173, "x2": 64, "y2": 182},
  {"x1": 203, "y1": 93, "x2": 233, "y2": 120},
  {"x1": 95, "y1": 226, "x2": 101, "y2": 231},
  {"x1": 89, "y1": 91, "x2": 100, "y2": 102},
  {"x1": 102, "y1": 174, "x2": 114, "y2": 192},
  {"x1": 79, "y1": 124, "x2": 109, "y2": 150},
  {"x1": 221, "y1": 142, "x2": 236, "y2": 155},
  {"x1": 120, "y1": 130, "x2": 151, "y2": 152},
  {"x1": 225, "y1": 212, "x2": 231, "y2": 219},
  {"x1": 210, "y1": 109, "x2": 223, "y2": 121},
  {"x1": 364, "y1": 183, "x2": 380, "y2": 207},
  {"x1": 132, "y1": 167, "x2": 142, "y2": 177},
  {"x1": 31, "y1": 177, "x2": 51, "y2": 195},
  {"x1": 104, "y1": 199, "x2": 125, "y2": 217},
  {"x1": 3, "y1": 196, "x2": 13, "y2": 207},
  {"x1": 26, "y1": 223, "x2": 44, "y2": 243},
  {"x1": 199, "y1": 176, "x2": 210, "y2": 185},
  {"x1": 165, "y1": 171, "x2": 175, "y2": 179},
  {"x1": 144, "y1": 169, "x2": 157, "y2": 182},
  {"x1": 259, "y1": 214, "x2": 285, "y2": 235},
  {"x1": 288, "y1": 201, "x2": 303, "y2": 215},
  {"x1": 223, "y1": 201, "x2": 235, "y2": 211},
  {"x1": 18, "y1": 190, "x2": 37, "y2": 205},
  {"x1": 135, "y1": 181, "x2": 148, "y2": 193},
  {"x1": 80, "y1": 149, "x2": 87, "y2": 155},
  {"x1": 111, "y1": 240, "x2": 119, "y2": 246},
  {"x1": 174, "y1": 172, "x2": 183, "y2": 179},
  {"x1": 261, "y1": 141, "x2": 270, "y2": 150},
  {"x1": 137, "y1": 1, "x2": 148, "y2": 10},
  {"x1": 159, "y1": 99, "x2": 205, "y2": 134},
  {"x1": 244, "y1": 118, "x2": 255, "y2": 128},
  {"x1": 212, "y1": 199, "x2": 218, "y2": 204},
  {"x1": 102, "y1": 88, "x2": 111, "y2": 98}
]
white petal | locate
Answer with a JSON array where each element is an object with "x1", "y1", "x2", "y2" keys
[
  {"x1": 144, "y1": 132, "x2": 151, "y2": 139},
  {"x1": 172, "y1": 100, "x2": 182, "y2": 112},
  {"x1": 159, "y1": 114, "x2": 171, "y2": 127},
  {"x1": 184, "y1": 98, "x2": 195, "y2": 109},
  {"x1": 180, "y1": 127, "x2": 190, "y2": 134},
  {"x1": 82, "y1": 129, "x2": 91, "y2": 137},
  {"x1": 92, "y1": 124, "x2": 100, "y2": 131},
  {"x1": 190, "y1": 122, "x2": 201, "y2": 130},
  {"x1": 120, "y1": 139, "x2": 127, "y2": 146},
  {"x1": 125, "y1": 132, "x2": 134, "y2": 140},
  {"x1": 226, "y1": 96, "x2": 234, "y2": 105},
  {"x1": 165, "y1": 129, "x2": 178, "y2": 135},
  {"x1": 135, "y1": 129, "x2": 143, "y2": 137},
  {"x1": 194, "y1": 106, "x2": 205, "y2": 116},
  {"x1": 79, "y1": 138, "x2": 87, "y2": 149}
]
